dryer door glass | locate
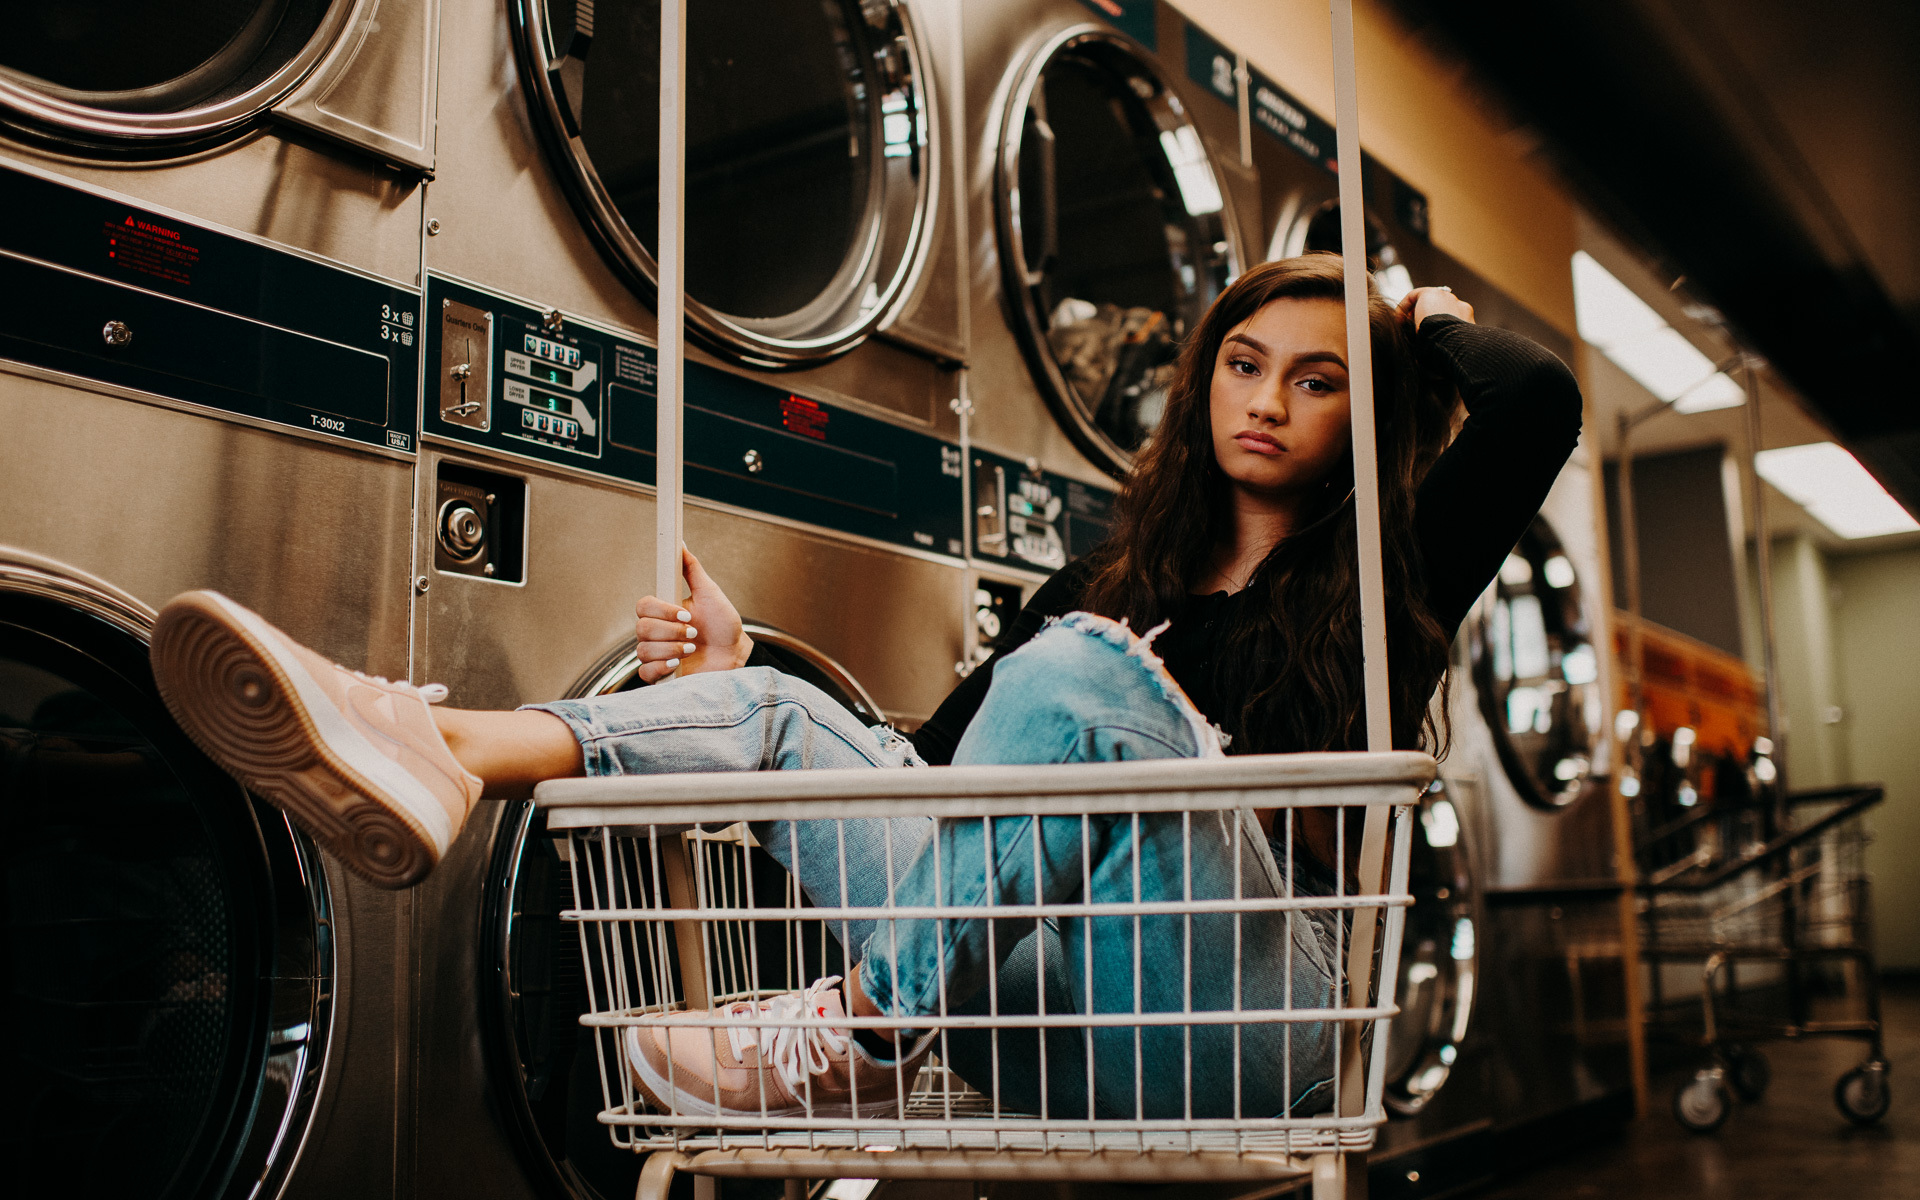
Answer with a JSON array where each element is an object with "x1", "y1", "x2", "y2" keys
[
  {"x1": 486, "y1": 629, "x2": 882, "y2": 1200},
  {"x1": 999, "y1": 31, "x2": 1236, "y2": 478},
  {"x1": 518, "y1": 0, "x2": 932, "y2": 363},
  {"x1": 0, "y1": 590, "x2": 331, "y2": 1200},
  {"x1": 0, "y1": 1, "x2": 347, "y2": 144},
  {"x1": 1470, "y1": 515, "x2": 1606, "y2": 810},
  {"x1": 1381, "y1": 779, "x2": 1478, "y2": 1115},
  {"x1": 1292, "y1": 198, "x2": 1417, "y2": 303}
]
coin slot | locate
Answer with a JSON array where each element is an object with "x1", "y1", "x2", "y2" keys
[{"x1": 434, "y1": 461, "x2": 525, "y2": 583}]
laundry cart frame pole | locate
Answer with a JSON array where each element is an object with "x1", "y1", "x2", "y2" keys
[
  {"x1": 656, "y1": 0, "x2": 688, "y2": 606},
  {"x1": 1328, "y1": 0, "x2": 1397, "y2": 1165}
]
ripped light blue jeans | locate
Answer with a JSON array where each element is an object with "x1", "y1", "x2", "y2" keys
[{"x1": 528, "y1": 613, "x2": 1340, "y2": 1119}]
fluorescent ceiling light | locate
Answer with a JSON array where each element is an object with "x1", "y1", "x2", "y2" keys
[
  {"x1": 1572, "y1": 251, "x2": 1665, "y2": 347},
  {"x1": 1160, "y1": 127, "x2": 1224, "y2": 216},
  {"x1": 1571, "y1": 250, "x2": 1741, "y2": 412},
  {"x1": 1674, "y1": 371, "x2": 1747, "y2": 414},
  {"x1": 1754, "y1": 442, "x2": 1920, "y2": 539}
]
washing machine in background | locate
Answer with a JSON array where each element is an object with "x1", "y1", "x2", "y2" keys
[
  {"x1": 422, "y1": 0, "x2": 970, "y2": 718},
  {"x1": 413, "y1": 2, "x2": 976, "y2": 1195},
  {"x1": 0, "y1": 6, "x2": 441, "y2": 1196},
  {"x1": 963, "y1": 0, "x2": 1248, "y2": 510},
  {"x1": 0, "y1": 552, "x2": 334, "y2": 1200},
  {"x1": 481, "y1": 632, "x2": 889, "y2": 1200},
  {"x1": 1373, "y1": 465, "x2": 1631, "y2": 1190}
]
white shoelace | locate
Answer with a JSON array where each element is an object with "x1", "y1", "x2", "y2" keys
[
  {"x1": 348, "y1": 669, "x2": 449, "y2": 704},
  {"x1": 723, "y1": 975, "x2": 850, "y2": 1098}
]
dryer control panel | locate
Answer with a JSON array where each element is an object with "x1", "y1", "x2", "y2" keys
[
  {"x1": 0, "y1": 165, "x2": 419, "y2": 456},
  {"x1": 425, "y1": 275, "x2": 967, "y2": 560}
]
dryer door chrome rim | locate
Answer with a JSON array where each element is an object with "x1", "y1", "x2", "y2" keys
[
  {"x1": 1469, "y1": 515, "x2": 1606, "y2": 810},
  {"x1": 0, "y1": 550, "x2": 333, "y2": 1200},
  {"x1": 1381, "y1": 778, "x2": 1478, "y2": 1116},
  {"x1": 483, "y1": 624, "x2": 884, "y2": 1200},
  {"x1": 996, "y1": 26, "x2": 1240, "y2": 479},
  {"x1": 512, "y1": 0, "x2": 936, "y2": 366},
  {"x1": 1277, "y1": 197, "x2": 1417, "y2": 304},
  {"x1": 0, "y1": 0, "x2": 355, "y2": 149}
]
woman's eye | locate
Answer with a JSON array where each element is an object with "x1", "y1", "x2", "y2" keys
[
  {"x1": 1299, "y1": 376, "x2": 1331, "y2": 394},
  {"x1": 1228, "y1": 358, "x2": 1259, "y2": 376}
]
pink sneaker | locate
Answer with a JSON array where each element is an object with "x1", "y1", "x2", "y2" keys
[
  {"x1": 150, "y1": 590, "x2": 482, "y2": 889},
  {"x1": 624, "y1": 976, "x2": 933, "y2": 1118}
]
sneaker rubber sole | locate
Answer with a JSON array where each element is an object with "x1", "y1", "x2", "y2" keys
[
  {"x1": 151, "y1": 592, "x2": 445, "y2": 889},
  {"x1": 622, "y1": 1025, "x2": 912, "y2": 1120}
]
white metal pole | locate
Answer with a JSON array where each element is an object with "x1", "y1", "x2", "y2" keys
[
  {"x1": 1330, "y1": 0, "x2": 1393, "y2": 1142},
  {"x1": 1330, "y1": 0, "x2": 1392, "y2": 755},
  {"x1": 656, "y1": 0, "x2": 688, "y2": 609}
]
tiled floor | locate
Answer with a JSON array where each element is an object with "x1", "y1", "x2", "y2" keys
[{"x1": 1471, "y1": 979, "x2": 1919, "y2": 1200}]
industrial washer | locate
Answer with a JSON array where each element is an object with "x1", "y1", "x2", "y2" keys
[{"x1": 0, "y1": 4, "x2": 444, "y2": 1196}]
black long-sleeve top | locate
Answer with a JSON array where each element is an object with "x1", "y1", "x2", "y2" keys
[{"x1": 906, "y1": 315, "x2": 1585, "y2": 766}]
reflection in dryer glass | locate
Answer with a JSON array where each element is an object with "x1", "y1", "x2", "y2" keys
[
  {"x1": 1, "y1": 652, "x2": 233, "y2": 1196},
  {"x1": 0, "y1": 0, "x2": 330, "y2": 107},
  {"x1": 1382, "y1": 779, "x2": 1478, "y2": 1115},
  {"x1": 490, "y1": 636, "x2": 880, "y2": 1200},
  {"x1": 553, "y1": 0, "x2": 917, "y2": 324},
  {"x1": 1470, "y1": 516, "x2": 1605, "y2": 809},
  {"x1": 1008, "y1": 37, "x2": 1233, "y2": 472}
]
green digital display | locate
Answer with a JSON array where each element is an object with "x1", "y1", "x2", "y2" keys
[
  {"x1": 531, "y1": 390, "x2": 572, "y2": 415},
  {"x1": 531, "y1": 362, "x2": 573, "y2": 388}
]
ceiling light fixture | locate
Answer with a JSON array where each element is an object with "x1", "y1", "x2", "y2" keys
[
  {"x1": 1753, "y1": 442, "x2": 1920, "y2": 539},
  {"x1": 1572, "y1": 251, "x2": 1743, "y2": 413}
]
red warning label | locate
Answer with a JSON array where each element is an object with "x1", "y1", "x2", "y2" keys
[
  {"x1": 106, "y1": 214, "x2": 199, "y2": 287},
  {"x1": 780, "y1": 394, "x2": 829, "y2": 440}
]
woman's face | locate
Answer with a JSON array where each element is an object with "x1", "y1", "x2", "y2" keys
[{"x1": 1208, "y1": 297, "x2": 1355, "y2": 503}]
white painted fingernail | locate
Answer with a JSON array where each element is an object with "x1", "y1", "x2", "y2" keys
[
  {"x1": 685, "y1": 625, "x2": 698, "y2": 638},
  {"x1": 682, "y1": 642, "x2": 696, "y2": 654},
  {"x1": 664, "y1": 658, "x2": 680, "y2": 670},
  {"x1": 677, "y1": 610, "x2": 691, "y2": 622}
]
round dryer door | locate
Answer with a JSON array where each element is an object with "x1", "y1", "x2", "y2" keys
[
  {"x1": 512, "y1": 0, "x2": 935, "y2": 365},
  {"x1": 484, "y1": 626, "x2": 881, "y2": 1200},
  {"x1": 0, "y1": 554, "x2": 333, "y2": 1200},
  {"x1": 1277, "y1": 198, "x2": 1416, "y2": 304},
  {"x1": 996, "y1": 26, "x2": 1240, "y2": 478},
  {"x1": 0, "y1": 0, "x2": 355, "y2": 150},
  {"x1": 1469, "y1": 515, "x2": 1606, "y2": 810},
  {"x1": 1381, "y1": 778, "x2": 1479, "y2": 1116}
]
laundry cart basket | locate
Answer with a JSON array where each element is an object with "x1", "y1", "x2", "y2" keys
[
  {"x1": 533, "y1": 750, "x2": 1432, "y2": 1200},
  {"x1": 1643, "y1": 784, "x2": 1888, "y2": 1132}
]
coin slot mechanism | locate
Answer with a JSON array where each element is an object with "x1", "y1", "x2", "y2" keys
[
  {"x1": 440, "y1": 300, "x2": 493, "y2": 432},
  {"x1": 434, "y1": 462, "x2": 525, "y2": 583}
]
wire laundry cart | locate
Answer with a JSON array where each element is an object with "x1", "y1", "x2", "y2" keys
[
  {"x1": 534, "y1": 751, "x2": 1432, "y2": 1199},
  {"x1": 1642, "y1": 784, "x2": 1888, "y2": 1132}
]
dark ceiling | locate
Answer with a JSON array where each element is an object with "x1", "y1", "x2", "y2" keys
[{"x1": 1392, "y1": 0, "x2": 1920, "y2": 512}]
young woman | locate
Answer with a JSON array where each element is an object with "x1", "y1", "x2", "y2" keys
[{"x1": 149, "y1": 255, "x2": 1581, "y2": 1123}]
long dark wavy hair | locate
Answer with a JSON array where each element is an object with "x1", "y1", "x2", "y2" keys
[{"x1": 1079, "y1": 254, "x2": 1457, "y2": 755}]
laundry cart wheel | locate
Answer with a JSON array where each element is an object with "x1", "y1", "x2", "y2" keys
[
  {"x1": 1674, "y1": 1068, "x2": 1733, "y2": 1133},
  {"x1": 1727, "y1": 1045, "x2": 1771, "y2": 1102},
  {"x1": 1835, "y1": 1062, "x2": 1891, "y2": 1126}
]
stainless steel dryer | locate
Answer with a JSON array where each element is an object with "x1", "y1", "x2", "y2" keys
[
  {"x1": 479, "y1": 631, "x2": 889, "y2": 1200},
  {"x1": 0, "y1": 6, "x2": 442, "y2": 1196},
  {"x1": 0, "y1": 550, "x2": 336, "y2": 1200},
  {"x1": 421, "y1": 0, "x2": 969, "y2": 720},
  {"x1": 962, "y1": 0, "x2": 1250, "y2": 497},
  {"x1": 413, "y1": 2, "x2": 974, "y2": 1195}
]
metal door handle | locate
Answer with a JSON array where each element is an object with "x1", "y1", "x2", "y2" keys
[
  {"x1": 548, "y1": 0, "x2": 596, "y2": 137},
  {"x1": 1024, "y1": 105, "x2": 1059, "y2": 287}
]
